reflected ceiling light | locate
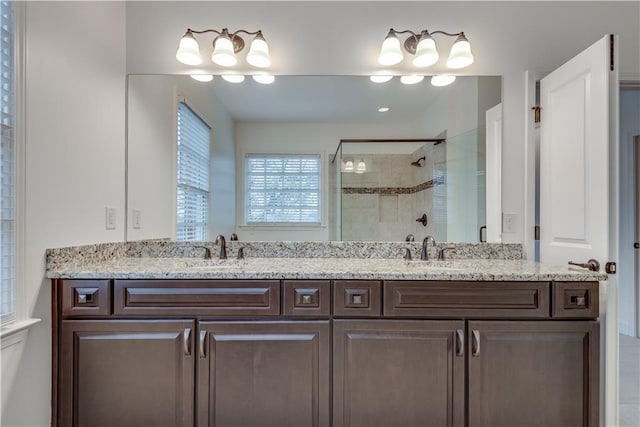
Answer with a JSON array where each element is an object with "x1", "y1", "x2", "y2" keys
[
  {"x1": 221, "y1": 74, "x2": 245, "y2": 83},
  {"x1": 377, "y1": 106, "x2": 390, "y2": 113},
  {"x1": 342, "y1": 160, "x2": 354, "y2": 172},
  {"x1": 377, "y1": 28, "x2": 474, "y2": 69},
  {"x1": 430, "y1": 74, "x2": 456, "y2": 87},
  {"x1": 176, "y1": 27, "x2": 272, "y2": 68},
  {"x1": 400, "y1": 75, "x2": 424, "y2": 85},
  {"x1": 369, "y1": 75, "x2": 393, "y2": 83},
  {"x1": 190, "y1": 74, "x2": 214, "y2": 82},
  {"x1": 252, "y1": 74, "x2": 275, "y2": 84},
  {"x1": 355, "y1": 161, "x2": 367, "y2": 173}
]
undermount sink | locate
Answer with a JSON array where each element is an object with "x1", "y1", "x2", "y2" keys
[
  {"x1": 406, "y1": 261, "x2": 465, "y2": 271},
  {"x1": 180, "y1": 259, "x2": 240, "y2": 269}
]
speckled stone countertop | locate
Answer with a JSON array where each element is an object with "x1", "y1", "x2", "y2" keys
[{"x1": 46, "y1": 257, "x2": 607, "y2": 282}]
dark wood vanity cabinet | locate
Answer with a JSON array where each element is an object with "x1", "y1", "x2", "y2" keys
[{"x1": 53, "y1": 278, "x2": 600, "y2": 427}]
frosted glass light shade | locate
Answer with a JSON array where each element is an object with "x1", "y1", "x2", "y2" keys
[
  {"x1": 400, "y1": 75, "x2": 424, "y2": 85},
  {"x1": 355, "y1": 161, "x2": 367, "y2": 173},
  {"x1": 176, "y1": 32, "x2": 202, "y2": 65},
  {"x1": 370, "y1": 75, "x2": 393, "y2": 83},
  {"x1": 221, "y1": 74, "x2": 245, "y2": 83},
  {"x1": 378, "y1": 33, "x2": 403, "y2": 66},
  {"x1": 252, "y1": 74, "x2": 275, "y2": 84},
  {"x1": 431, "y1": 75, "x2": 456, "y2": 87},
  {"x1": 342, "y1": 160, "x2": 354, "y2": 172},
  {"x1": 412, "y1": 34, "x2": 439, "y2": 67},
  {"x1": 446, "y1": 35, "x2": 474, "y2": 69},
  {"x1": 211, "y1": 35, "x2": 237, "y2": 67},
  {"x1": 190, "y1": 74, "x2": 214, "y2": 82},
  {"x1": 246, "y1": 34, "x2": 271, "y2": 68}
]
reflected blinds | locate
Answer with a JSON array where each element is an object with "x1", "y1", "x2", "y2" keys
[
  {"x1": 176, "y1": 102, "x2": 210, "y2": 241},
  {"x1": 245, "y1": 154, "x2": 321, "y2": 224},
  {"x1": 0, "y1": 0, "x2": 14, "y2": 325}
]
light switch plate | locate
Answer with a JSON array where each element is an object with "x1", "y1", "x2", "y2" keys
[
  {"x1": 133, "y1": 209, "x2": 141, "y2": 229},
  {"x1": 105, "y1": 207, "x2": 117, "y2": 230},
  {"x1": 503, "y1": 213, "x2": 517, "y2": 233}
]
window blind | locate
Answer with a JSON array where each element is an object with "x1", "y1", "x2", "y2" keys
[
  {"x1": 245, "y1": 154, "x2": 321, "y2": 224},
  {"x1": 176, "y1": 102, "x2": 210, "y2": 241},
  {"x1": 0, "y1": 0, "x2": 14, "y2": 326}
]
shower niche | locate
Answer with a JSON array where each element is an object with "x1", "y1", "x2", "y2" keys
[{"x1": 330, "y1": 132, "x2": 489, "y2": 243}]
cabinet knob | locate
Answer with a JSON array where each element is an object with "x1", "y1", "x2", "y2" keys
[
  {"x1": 77, "y1": 294, "x2": 87, "y2": 304},
  {"x1": 302, "y1": 295, "x2": 312, "y2": 304},
  {"x1": 352, "y1": 295, "x2": 363, "y2": 305}
]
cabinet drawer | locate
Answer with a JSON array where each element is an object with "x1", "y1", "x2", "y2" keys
[
  {"x1": 114, "y1": 280, "x2": 280, "y2": 316},
  {"x1": 61, "y1": 280, "x2": 111, "y2": 316},
  {"x1": 384, "y1": 281, "x2": 550, "y2": 318},
  {"x1": 552, "y1": 281, "x2": 599, "y2": 318},
  {"x1": 333, "y1": 281, "x2": 381, "y2": 317},
  {"x1": 283, "y1": 280, "x2": 330, "y2": 317}
]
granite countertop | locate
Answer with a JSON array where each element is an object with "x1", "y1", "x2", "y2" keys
[{"x1": 46, "y1": 256, "x2": 608, "y2": 282}]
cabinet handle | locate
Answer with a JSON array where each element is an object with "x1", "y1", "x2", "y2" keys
[
  {"x1": 199, "y1": 330, "x2": 207, "y2": 358},
  {"x1": 472, "y1": 330, "x2": 480, "y2": 357},
  {"x1": 183, "y1": 328, "x2": 192, "y2": 356},
  {"x1": 456, "y1": 329, "x2": 464, "y2": 357}
]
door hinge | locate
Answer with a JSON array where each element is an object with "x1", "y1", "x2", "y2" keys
[
  {"x1": 534, "y1": 225, "x2": 540, "y2": 241},
  {"x1": 610, "y1": 34, "x2": 615, "y2": 71},
  {"x1": 605, "y1": 262, "x2": 617, "y2": 275},
  {"x1": 532, "y1": 105, "x2": 541, "y2": 123}
]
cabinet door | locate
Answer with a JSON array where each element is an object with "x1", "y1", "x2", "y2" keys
[
  {"x1": 60, "y1": 320, "x2": 195, "y2": 427},
  {"x1": 333, "y1": 320, "x2": 465, "y2": 427},
  {"x1": 197, "y1": 321, "x2": 330, "y2": 427},
  {"x1": 468, "y1": 321, "x2": 599, "y2": 427}
]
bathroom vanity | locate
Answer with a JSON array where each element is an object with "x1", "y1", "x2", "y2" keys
[{"x1": 47, "y1": 245, "x2": 605, "y2": 427}]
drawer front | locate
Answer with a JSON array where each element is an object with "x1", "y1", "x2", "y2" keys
[
  {"x1": 384, "y1": 281, "x2": 550, "y2": 318},
  {"x1": 61, "y1": 280, "x2": 111, "y2": 316},
  {"x1": 283, "y1": 280, "x2": 330, "y2": 317},
  {"x1": 114, "y1": 280, "x2": 280, "y2": 316},
  {"x1": 333, "y1": 281, "x2": 381, "y2": 317},
  {"x1": 552, "y1": 281, "x2": 599, "y2": 318}
]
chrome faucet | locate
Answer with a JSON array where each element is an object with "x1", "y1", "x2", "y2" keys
[
  {"x1": 421, "y1": 236, "x2": 436, "y2": 260},
  {"x1": 215, "y1": 234, "x2": 227, "y2": 259}
]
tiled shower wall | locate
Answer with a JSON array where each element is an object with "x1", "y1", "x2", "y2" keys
[{"x1": 340, "y1": 143, "x2": 446, "y2": 241}]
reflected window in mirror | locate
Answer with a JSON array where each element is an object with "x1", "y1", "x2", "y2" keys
[
  {"x1": 176, "y1": 102, "x2": 211, "y2": 240},
  {"x1": 245, "y1": 154, "x2": 321, "y2": 224}
]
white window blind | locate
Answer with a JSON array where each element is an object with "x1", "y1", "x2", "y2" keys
[
  {"x1": 0, "y1": 0, "x2": 14, "y2": 326},
  {"x1": 245, "y1": 154, "x2": 321, "y2": 224},
  {"x1": 176, "y1": 102, "x2": 210, "y2": 241}
]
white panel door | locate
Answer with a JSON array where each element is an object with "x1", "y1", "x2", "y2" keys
[
  {"x1": 540, "y1": 35, "x2": 615, "y2": 267},
  {"x1": 540, "y1": 34, "x2": 619, "y2": 427},
  {"x1": 486, "y1": 103, "x2": 502, "y2": 243}
]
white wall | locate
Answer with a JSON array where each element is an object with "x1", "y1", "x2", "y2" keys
[
  {"x1": 125, "y1": 1, "x2": 640, "y2": 245},
  {"x1": 619, "y1": 88, "x2": 640, "y2": 337},
  {"x1": 0, "y1": 2, "x2": 126, "y2": 426},
  {"x1": 127, "y1": 75, "x2": 236, "y2": 241}
]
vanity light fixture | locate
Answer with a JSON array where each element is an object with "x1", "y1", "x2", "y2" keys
[
  {"x1": 377, "y1": 106, "x2": 390, "y2": 113},
  {"x1": 342, "y1": 160, "x2": 355, "y2": 172},
  {"x1": 355, "y1": 160, "x2": 367, "y2": 173},
  {"x1": 190, "y1": 74, "x2": 214, "y2": 82},
  {"x1": 378, "y1": 28, "x2": 474, "y2": 69},
  {"x1": 176, "y1": 28, "x2": 272, "y2": 68},
  {"x1": 431, "y1": 74, "x2": 456, "y2": 87},
  {"x1": 400, "y1": 75, "x2": 424, "y2": 85},
  {"x1": 221, "y1": 74, "x2": 245, "y2": 83}
]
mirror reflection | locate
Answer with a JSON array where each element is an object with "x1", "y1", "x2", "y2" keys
[{"x1": 127, "y1": 75, "x2": 501, "y2": 242}]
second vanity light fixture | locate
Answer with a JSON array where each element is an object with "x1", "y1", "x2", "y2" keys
[
  {"x1": 176, "y1": 27, "x2": 271, "y2": 68},
  {"x1": 378, "y1": 28, "x2": 474, "y2": 69}
]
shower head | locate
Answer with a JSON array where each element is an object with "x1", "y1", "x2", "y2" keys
[{"x1": 411, "y1": 156, "x2": 426, "y2": 167}]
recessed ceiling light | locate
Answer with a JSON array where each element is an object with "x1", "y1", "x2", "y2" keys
[
  {"x1": 431, "y1": 75, "x2": 456, "y2": 87},
  {"x1": 370, "y1": 75, "x2": 393, "y2": 83},
  {"x1": 221, "y1": 74, "x2": 245, "y2": 83},
  {"x1": 400, "y1": 75, "x2": 424, "y2": 85},
  {"x1": 190, "y1": 74, "x2": 213, "y2": 82},
  {"x1": 252, "y1": 74, "x2": 275, "y2": 85},
  {"x1": 377, "y1": 107, "x2": 390, "y2": 113}
]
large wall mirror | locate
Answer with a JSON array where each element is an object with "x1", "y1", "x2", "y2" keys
[{"x1": 127, "y1": 75, "x2": 502, "y2": 242}]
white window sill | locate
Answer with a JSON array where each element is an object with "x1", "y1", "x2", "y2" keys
[{"x1": 0, "y1": 318, "x2": 41, "y2": 349}]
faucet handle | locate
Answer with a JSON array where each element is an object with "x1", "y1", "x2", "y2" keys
[
  {"x1": 403, "y1": 248, "x2": 412, "y2": 261},
  {"x1": 237, "y1": 247, "x2": 246, "y2": 260},
  {"x1": 230, "y1": 233, "x2": 239, "y2": 241},
  {"x1": 437, "y1": 246, "x2": 456, "y2": 261}
]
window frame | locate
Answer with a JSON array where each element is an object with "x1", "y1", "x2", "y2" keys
[
  {"x1": 175, "y1": 99, "x2": 211, "y2": 241},
  {"x1": 243, "y1": 153, "x2": 323, "y2": 227}
]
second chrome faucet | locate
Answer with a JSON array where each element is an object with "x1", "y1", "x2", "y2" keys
[
  {"x1": 215, "y1": 234, "x2": 227, "y2": 259},
  {"x1": 421, "y1": 236, "x2": 436, "y2": 260}
]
